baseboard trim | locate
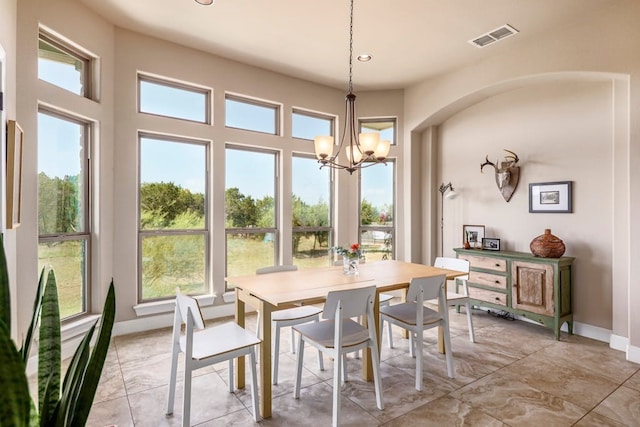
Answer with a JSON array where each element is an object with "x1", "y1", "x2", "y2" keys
[
  {"x1": 610, "y1": 333, "x2": 628, "y2": 352},
  {"x1": 627, "y1": 344, "x2": 640, "y2": 364}
]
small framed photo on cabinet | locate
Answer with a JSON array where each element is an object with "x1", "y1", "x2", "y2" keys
[
  {"x1": 463, "y1": 225, "x2": 485, "y2": 249},
  {"x1": 482, "y1": 238, "x2": 501, "y2": 251}
]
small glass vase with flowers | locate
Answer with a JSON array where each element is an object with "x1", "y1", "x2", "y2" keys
[{"x1": 332, "y1": 243, "x2": 362, "y2": 275}]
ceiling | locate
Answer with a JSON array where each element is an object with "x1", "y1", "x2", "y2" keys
[{"x1": 76, "y1": 0, "x2": 616, "y2": 91}]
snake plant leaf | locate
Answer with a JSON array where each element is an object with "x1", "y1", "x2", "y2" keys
[
  {"x1": 67, "y1": 281, "x2": 116, "y2": 427},
  {"x1": 56, "y1": 323, "x2": 94, "y2": 426},
  {"x1": 38, "y1": 371, "x2": 59, "y2": 427},
  {"x1": 21, "y1": 268, "x2": 46, "y2": 365},
  {"x1": 37, "y1": 270, "x2": 61, "y2": 421},
  {"x1": 0, "y1": 321, "x2": 31, "y2": 427},
  {"x1": 0, "y1": 234, "x2": 11, "y2": 331}
]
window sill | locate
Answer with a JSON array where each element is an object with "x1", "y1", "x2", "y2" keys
[
  {"x1": 61, "y1": 314, "x2": 101, "y2": 342},
  {"x1": 133, "y1": 294, "x2": 217, "y2": 317}
]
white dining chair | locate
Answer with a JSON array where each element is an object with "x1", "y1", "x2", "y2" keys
[
  {"x1": 292, "y1": 285, "x2": 384, "y2": 427},
  {"x1": 380, "y1": 275, "x2": 455, "y2": 391},
  {"x1": 432, "y1": 257, "x2": 475, "y2": 342},
  {"x1": 255, "y1": 265, "x2": 324, "y2": 385},
  {"x1": 166, "y1": 288, "x2": 261, "y2": 426},
  {"x1": 332, "y1": 259, "x2": 394, "y2": 352}
]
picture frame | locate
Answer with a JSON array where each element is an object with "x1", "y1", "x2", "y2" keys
[
  {"x1": 529, "y1": 181, "x2": 573, "y2": 213},
  {"x1": 6, "y1": 120, "x2": 24, "y2": 229},
  {"x1": 482, "y1": 237, "x2": 501, "y2": 251},
  {"x1": 462, "y1": 225, "x2": 485, "y2": 249}
]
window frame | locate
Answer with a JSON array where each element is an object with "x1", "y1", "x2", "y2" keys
[
  {"x1": 37, "y1": 107, "x2": 92, "y2": 320},
  {"x1": 38, "y1": 30, "x2": 93, "y2": 99},
  {"x1": 137, "y1": 132, "x2": 210, "y2": 302},
  {"x1": 225, "y1": 93, "x2": 281, "y2": 135},
  {"x1": 224, "y1": 144, "x2": 280, "y2": 285},
  {"x1": 291, "y1": 107, "x2": 335, "y2": 142},
  {"x1": 137, "y1": 73, "x2": 212, "y2": 124},
  {"x1": 358, "y1": 159, "x2": 396, "y2": 261}
]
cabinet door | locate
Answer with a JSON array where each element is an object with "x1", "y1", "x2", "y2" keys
[{"x1": 511, "y1": 261, "x2": 554, "y2": 316}]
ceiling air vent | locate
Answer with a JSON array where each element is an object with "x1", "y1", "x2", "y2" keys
[{"x1": 469, "y1": 24, "x2": 519, "y2": 48}]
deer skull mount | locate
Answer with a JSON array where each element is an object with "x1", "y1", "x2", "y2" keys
[{"x1": 480, "y1": 150, "x2": 520, "y2": 202}]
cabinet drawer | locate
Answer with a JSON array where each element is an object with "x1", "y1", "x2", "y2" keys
[
  {"x1": 469, "y1": 271, "x2": 507, "y2": 290},
  {"x1": 459, "y1": 254, "x2": 507, "y2": 272},
  {"x1": 470, "y1": 287, "x2": 508, "y2": 306}
]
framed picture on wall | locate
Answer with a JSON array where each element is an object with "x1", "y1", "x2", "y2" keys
[
  {"x1": 6, "y1": 120, "x2": 24, "y2": 229},
  {"x1": 462, "y1": 225, "x2": 485, "y2": 249},
  {"x1": 529, "y1": 181, "x2": 573, "y2": 213}
]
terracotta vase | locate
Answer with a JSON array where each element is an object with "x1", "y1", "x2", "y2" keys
[{"x1": 530, "y1": 229, "x2": 565, "y2": 258}]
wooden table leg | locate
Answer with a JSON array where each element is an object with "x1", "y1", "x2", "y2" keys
[
  {"x1": 258, "y1": 301, "x2": 273, "y2": 418},
  {"x1": 235, "y1": 291, "x2": 246, "y2": 389}
]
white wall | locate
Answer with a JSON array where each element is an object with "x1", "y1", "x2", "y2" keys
[
  {"x1": 403, "y1": 0, "x2": 640, "y2": 361},
  {"x1": 439, "y1": 81, "x2": 613, "y2": 328},
  {"x1": 0, "y1": 0, "x2": 18, "y2": 339}
]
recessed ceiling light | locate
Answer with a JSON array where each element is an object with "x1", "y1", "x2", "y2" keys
[
  {"x1": 357, "y1": 54, "x2": 372, "y2": 62},
  {"x1": 195, "y1": 0, "x2": 214, "y2": 5}
]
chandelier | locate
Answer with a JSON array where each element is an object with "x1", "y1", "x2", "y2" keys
[{"x1": 314, "y1": 0, "x2": 391, "y2": 174}]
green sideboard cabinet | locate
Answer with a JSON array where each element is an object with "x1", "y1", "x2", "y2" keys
[{"x1": 453, "y1": 248, "x2": 574, "y2": 340}]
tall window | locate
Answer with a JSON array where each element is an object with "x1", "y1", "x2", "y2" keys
[
  {"x1": 292, "y1": 109, "x2": 333, "y2": 141},
  {"x1": 225, "y1": 146, "x2": 277, "y2": 282},
  {"x1": 138, "y1": 75, "x2": 210, "y2": 123},
  {"x1": 37, "y1": 109, "x2": 90, "y2": 319},
  {"x1": 360, "y1": 118, "x2": 396, "y2": 145},
  {"x1": 38, "y1": 32, "x2": 91, "y2": 98},
  {"x1": 225, "y1": 94, "x2": 280, "y2": 134},
  {"x1": 138, "y1": 135, "x2": 208, "y2": 301},
  {"x1": 292, "y1": 154, "x2": 332, "y2": 268},
  {"x1": 359, "y1": 161, "x2": 395, "y2": 261}
]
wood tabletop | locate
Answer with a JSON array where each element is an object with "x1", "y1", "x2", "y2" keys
[{"x1": 226, "y1": 260, "x2": 463, "y2": 307}]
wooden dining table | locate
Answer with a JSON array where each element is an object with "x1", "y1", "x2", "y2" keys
[{"x1": 226, "y1": 259, "x2": 465, "y2": 418}]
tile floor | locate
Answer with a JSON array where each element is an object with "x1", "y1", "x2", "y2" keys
[{"x1": 82, "y1": 306, "x2": 640, "y2": 426}]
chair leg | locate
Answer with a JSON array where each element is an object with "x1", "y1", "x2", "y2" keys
[
  {"x1": 290, "y1": 327, "x2": 296, "y2": 353},
  {"x1": 318, "y1": 348, "x2": 325, "y2": 372},
  {"x1": 386, "y1": 319, "x2": 394, "y2": 348},
  {"x1": 249, "y1": 347, "x2": 260, "y2": 422},
  {"x1": 409, "y1": 331, "x2": 415, "y2": 358},
  {"x1": 465, "y1": 301, "x2": 476, "y2": 342},
  {"x1": 182, "y1": 362, "x2": 192, "y2": 427},
  {"x1": 166, "y1": 348, "x2": 179, "y2": 415},
  {"x1": 332, "y1": 350, "x2": 342, "y2": 427},
  {"x1": 341, "y1": 354, "x2": 348, "y2": 385},
  {"x1": 369, "y1": 342, "x2": 384, "y2": 410},
  {"x1": 273, "y1": 322, "x2": 281, "y2": 385},
  {"x1": 228, "y1": 359, "x2": 234, "y2": 393},
  {"x1": 443, "y1": 321, "x2": 455, "y2": 379},
  {"x1": 293, "y1": 333, "x2": 305, "y2": 399},
  {"x1": 415, "y1": 330, "x2": 423, "y2": 391}
]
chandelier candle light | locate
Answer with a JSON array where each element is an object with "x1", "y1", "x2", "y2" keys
[{"x1": 314, "y1": 0, "x2": 391, "y2": 174}]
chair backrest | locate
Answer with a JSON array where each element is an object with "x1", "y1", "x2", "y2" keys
[
  {"x1": 256, "y1": 265, "x2": 298, "y2": 274},
  {"x1": 406, "y1": 275, "x2": 446, "y2": 303},
  {"x1": 323, "y1": 285, "x2": 376, "y2": 320},
  {"x1": 175, "y1": 288, "x2": 206, "y2": 330},
  {"x1": 434, "y1": 257, "x2": 470, "y2": 274}
]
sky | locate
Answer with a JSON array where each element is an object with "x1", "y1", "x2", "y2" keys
[{"x1": 38, "y1": 57, "x2": 394, "y2": 209}]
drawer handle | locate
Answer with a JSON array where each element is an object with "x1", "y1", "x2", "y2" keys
[
  {"x1": 495, "y1": 263, "x2": 500, "y2": 267},
  {"x1": 495, "y1": 280, "x2": 500, "y2": 284}
]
